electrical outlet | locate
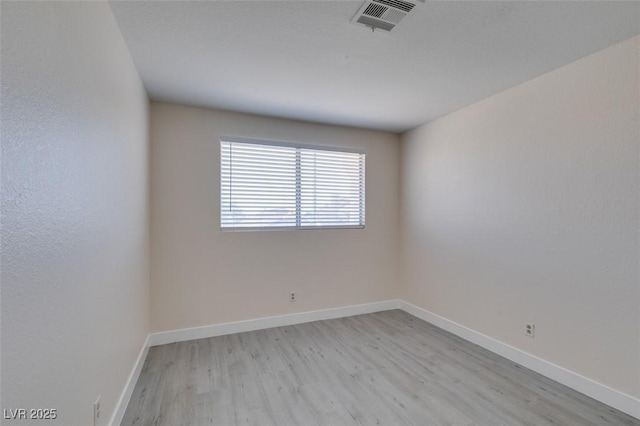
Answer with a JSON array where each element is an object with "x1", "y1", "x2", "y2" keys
[
  {"x1": 525, "y1": 322, "x2": 535, "y2": 338},
  {"x1": 289, "y1": 292, "x2": 296, "y2": 302},
  {"x1": 94, "y1": 396, "x2": 101, "y2": 426}
]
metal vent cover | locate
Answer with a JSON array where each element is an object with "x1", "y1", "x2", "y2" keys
[{"x1": 351, "y1": 0, "x2": 421, "y2": 32}]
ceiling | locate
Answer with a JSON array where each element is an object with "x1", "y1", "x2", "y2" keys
[{"x1": 108, "y1": 1, "x2": 640, "y2": 133}]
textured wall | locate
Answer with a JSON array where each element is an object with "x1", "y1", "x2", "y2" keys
[
  {"x1": 149, "y1": 103, "x2": 400, "y2": 332},
  {"x1": 401, "y1": 36, "x2": 640, "y2": 398},
  {"x1": 1, "y1": 2, "x2": 149, "y2": 425}
]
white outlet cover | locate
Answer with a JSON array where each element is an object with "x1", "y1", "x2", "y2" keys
[
  {"x1": 94, "y1": 396, "x2": 101, "y2": 425},
  {"x1": 525, "y1": 323, "x2": 535, "y2": 338}
]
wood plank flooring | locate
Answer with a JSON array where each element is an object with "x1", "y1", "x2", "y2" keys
[{"x1": 121, "y1": 310, "x2": 639, "y2": 426}]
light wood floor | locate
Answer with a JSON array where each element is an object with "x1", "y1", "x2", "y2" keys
[{"x1": 122, "y1": 310, "x2": 639, "y2": 426}]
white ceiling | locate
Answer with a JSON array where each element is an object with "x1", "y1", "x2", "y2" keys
[{"x1": 109, "y1": 1, "x2": 640, "y2": 133}]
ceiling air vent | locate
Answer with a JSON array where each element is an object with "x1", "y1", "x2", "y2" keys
[{"x1": 351, "y1": 0, "x2": 421, "y2": 32}]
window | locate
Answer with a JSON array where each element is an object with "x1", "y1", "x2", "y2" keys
[{"x1": 221, "y1": 137, "x2": 365, "y2": 230}]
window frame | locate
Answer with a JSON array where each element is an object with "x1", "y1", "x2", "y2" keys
[{"x1": 220, "y1": 136, "x2": 366, "y2": 232}]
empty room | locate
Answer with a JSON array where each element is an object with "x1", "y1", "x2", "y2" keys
[{"x1": 2, "y1": 1, "x2": 639, "y2": 425}]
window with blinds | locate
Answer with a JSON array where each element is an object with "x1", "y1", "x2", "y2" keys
[{"x1": 221, "y1": 138, "x2": 365, "y2": 230}]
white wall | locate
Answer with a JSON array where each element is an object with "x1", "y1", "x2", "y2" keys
[
  {"x1": 401, "y1": 35, "x2": 640, "y2": 398},
  {"x1": 1, "y1": 2, "x2": 149, "y2": 425},
  {"x1": 150, "y1": 103, "x2": 400, "y2": 332}
]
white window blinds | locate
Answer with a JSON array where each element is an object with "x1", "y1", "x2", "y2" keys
[{"x1": 221, "y1": 138, "x2": 365, "y2": 230}]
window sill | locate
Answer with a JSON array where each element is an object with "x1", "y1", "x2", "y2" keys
[{"x1": 220, "y1": 225, "x2": 365, "y2": 232}]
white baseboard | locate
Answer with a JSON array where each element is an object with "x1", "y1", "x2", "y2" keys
[
  {"x1": 147, "y1": 300, "x2": 402, "y2": 347},
  {"x1": 399, "y1": 301, "x2": 640, "y2": 420},
  {"x1": 109, "y1": 335, "x2": 150, "y2": 426}
]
